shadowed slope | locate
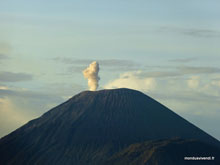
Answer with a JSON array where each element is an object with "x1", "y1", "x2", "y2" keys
[{"x1": 106, "y1": 138, "x2": 220, "y2": 165}]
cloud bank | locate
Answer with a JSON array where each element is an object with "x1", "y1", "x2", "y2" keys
[
  {"x1": 104, "y1": 71, "x2": 156, "y2": 92},
  {"x1": 0, "y1": 86, "x2": 64, "y2": 137},
  {"x1": 0, "y1": 72, "x2": 33, "y2": 82}
]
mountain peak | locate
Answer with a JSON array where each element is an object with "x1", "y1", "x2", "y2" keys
[{"x1": 71, "y1": 88, "x2": 146, "y2": 99}]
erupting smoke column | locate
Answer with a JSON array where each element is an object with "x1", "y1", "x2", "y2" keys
[{"x1": 83, "y1": 61, "x2": 100, "y2": 91}]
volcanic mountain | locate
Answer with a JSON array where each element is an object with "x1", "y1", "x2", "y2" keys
[{"x1": 0, "y1": 88, "x2": 219, "y2": 165}]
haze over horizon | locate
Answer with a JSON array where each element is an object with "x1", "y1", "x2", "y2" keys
[{"x1": 0, "y1": 0, "x2": 220, "y2": 141}]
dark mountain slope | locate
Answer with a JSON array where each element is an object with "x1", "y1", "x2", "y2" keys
[
  {"x1": 0, "y1": 88, "x2": 219, "y2": 165},
  {"x1": 106, "y1": 138, "x2": 220, "y2": 165}
]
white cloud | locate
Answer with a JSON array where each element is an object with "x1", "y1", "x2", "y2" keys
[
  {"x1": 187, "y1": 76, "x2": 200, "y2": 89},
  {"x1": 211, "y1": 80, "x2": 220, "y2": 87},
  {"x1": 0, "y1": 86, "x2": 8, "y2": 90},
  {"x1": 104, "y1": 71, "x2": 156, "y2": 92},
  {"x1": 0, "y1": 86, "x2": 64, "y2": 137},
  {"x1": 104, "y1": 71, "x2": 220, "y2": 118},
  {"x1": 0, "y1": 97, "x2": 31, "y2": 136}
]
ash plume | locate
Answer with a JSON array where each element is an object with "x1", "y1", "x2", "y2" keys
[{"x1": 83, "y1": 61, "x2": 100, "y2": 91}]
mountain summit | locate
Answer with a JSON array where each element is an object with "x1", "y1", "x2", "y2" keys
[{"x1": 0, "y1": 88, "x2": 219, "y2": 165}]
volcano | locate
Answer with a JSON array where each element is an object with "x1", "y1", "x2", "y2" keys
[{"x1": 0, "y1": 88, "x2": 220, "y2": 165}]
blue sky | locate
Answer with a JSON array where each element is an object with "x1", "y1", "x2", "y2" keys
[{"x1": 0, "y1": 0, "x2": 220, "y2": 140}]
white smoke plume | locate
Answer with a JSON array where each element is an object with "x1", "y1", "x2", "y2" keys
[{"x1": 83, "y1": 61, "x2": 100, "y2": 91}]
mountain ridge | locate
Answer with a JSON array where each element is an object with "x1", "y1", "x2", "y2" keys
[{"x1": 106, "y1": 138, "x2": 220, "y2": 165}]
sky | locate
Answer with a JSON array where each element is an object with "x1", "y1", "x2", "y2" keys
[{"x1": 0, "y1": 0, "x2": 220, "y2": 140}]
